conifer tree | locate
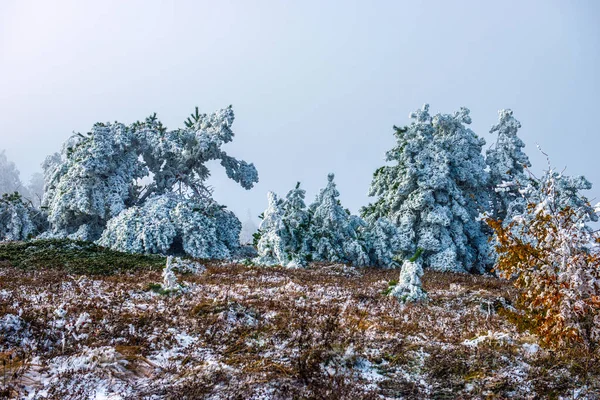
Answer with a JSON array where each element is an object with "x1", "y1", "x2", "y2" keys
[
  {"x1": 254, "y1": 192, "x2": 287, "y2": 266},
  {"x1": 486, "y1": 109, "x2": 532, "y2": 224},
  {"x1": 361, "y1": 217, "x2": 402, "y2": 268},
  {"x1": 254, "y1": 183, "x2": 311, "y2": 267},
  {"x1": 240, "y1": 209, "x2": 258, "y2": 245},
  {"x1": 308, "y1": 174, "x2": 370, "y2": 266},
  {"x1": 362, "y1": 104, "x2": 491, "y2": 273},
  {"x1": 0, "y1": 150, "x2": 26, "y2": 198},
  {"x1": 42, "y1": 106, "x2": 258, "y2": 258},
  {"x1": 255, "y1": 177, "x2": 402, "y2": 268},
  {"x1": 281, "y1": 182, "x2": 310, "y2": 261}
]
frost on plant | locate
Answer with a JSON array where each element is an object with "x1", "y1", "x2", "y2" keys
[
  {"x1": 0, "y1": 192, "x2": 41, "y2": 241},
  {"x1": 254, "y1": 192, "x2": 288, "y2": 266},
  {"x1": 255, "y1": 176, "x2": 401, "y2": 268},
  {"x1": 162, "y1": 256, "x2": 180, "y2": 291},
  {"x1": 361, "y1": 217, "x2": 402, "y2": 268},
  {"x1": 42, "y1": 122, "x2": 144, "y2": 240},
  {"x1": 488, "y1": 162, "x2": 600, "y2": 348},
  {"x1": 525, "y1": 166, "x2": 597, "y2": 226},
  {"x1": 390, "y1": 250, "x2": 427, "y2": 303},
  {"x1": 42, "y1": 106, "x2": 257, "y2": 257},
  {"x1": 255, "y1": 182, "x2": 315, "y2": 267},
  {"x1": 98, "y1": 193, "x2": 241, "y2": 259},
  {"x1": 0, "y1": 150, "x2": 24, "y2": 197},
  {"x1": 362, "y1": 104, "x2": 491, "y2": 273},
  {"x1": 308, "y1": 174, "x2": 370, "y2": 266},
  {"x1": 486, "y1": 109, "x2": 532, "y2": 224}
]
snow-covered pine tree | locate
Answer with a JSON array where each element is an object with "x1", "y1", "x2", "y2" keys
[
  {"x1": 42, "y1": 121, "x2": 145, "y2": 240},
  {"x1": 280, "y1": 182, "x2": 310, "y2": 265},
  {"x1": 43, "y1": 106, "x2": 258, "y2": 258},
  {"x1": 362, "y1": 104, "x2": 491, "y2": 273},
  {"x1": 240, "y1": 209, "x2": 258, "y2": 245},
  {"x1": 254, "y1": 192, "x2": 287, "y2": 266},
  {"x1": 0, "y1": 150, "x2": 26, "y2": 198},
  {"x1": 255, "y1": 179, "x2": 401, "y2": 268},
  {"x1": 254, "y1": 183, "x2": 311, "y2": 267},
  {"x1": 308, "y1": 173, "x2": 370, "y2": 266},
  {"x1": 486, "y1": 109, "x2": 532, "y2": 224}
]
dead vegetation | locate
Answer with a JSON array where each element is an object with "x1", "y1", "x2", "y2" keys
[{"x1": 0, "y1": 256, "x2": 599, "y2": 399}]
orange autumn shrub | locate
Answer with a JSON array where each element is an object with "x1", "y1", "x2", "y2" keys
[{"x1": 488, "y1": 176, "x2": 600, "y2": 350}]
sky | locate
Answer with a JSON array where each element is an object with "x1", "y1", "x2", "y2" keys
[{"x1": 1, "y1": 0, "x2": 599, "y2": 223}]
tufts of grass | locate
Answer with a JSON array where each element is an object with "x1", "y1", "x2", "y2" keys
[{"x1": 0, "y1": 239, "x2": 166, "y2": 275}]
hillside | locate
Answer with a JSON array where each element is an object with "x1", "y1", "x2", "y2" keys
[{"x1": 0, "y1": 241, "x2": 598, "y2": 399}]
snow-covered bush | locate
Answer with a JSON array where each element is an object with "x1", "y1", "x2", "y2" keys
[
  {"x1": 362, "y1": 104, "x2": 491, "y2": 273},
  {"x1": 488, "y1": 165, "x2": 600, "y2": 349},
  {"x1": 0, "y1": 192, "x2": 40, "y2": 241},
  {"x1": 390, "y1": 250, "x2": 427, "y2": 303},
  {"x1": 486, "y1": 109, "x2": 532, "y2": 224},
  {"x1": 162, "y1": 256, "x2": 180, "y2": 291},
  {"x1": 42, "y1": 106, "x2": 258, "y2": 257}
]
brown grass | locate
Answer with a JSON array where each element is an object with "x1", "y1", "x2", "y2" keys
[{"x1": 0, "y1": 262, "x2": 598, "y2": 399}]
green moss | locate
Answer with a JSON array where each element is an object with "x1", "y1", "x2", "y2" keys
[
  {"x1": 382, "y1": 279, "x2": 398, "y2": 296},
  {"x1": 0, "y1": 239, "x2": 165, "y2": 275}
]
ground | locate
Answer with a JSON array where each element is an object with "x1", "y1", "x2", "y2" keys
[{"x1": 0, "y1": 241, "x2": 599, "y2": 399}]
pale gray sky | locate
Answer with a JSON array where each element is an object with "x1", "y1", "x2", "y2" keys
[{"x1": 1, "y1": 0, "x2": 599, "y2": 222}]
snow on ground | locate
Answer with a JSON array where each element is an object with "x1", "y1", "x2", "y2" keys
[{"x1": 0, "y1": 263, "x2": 599, "y2": 399}]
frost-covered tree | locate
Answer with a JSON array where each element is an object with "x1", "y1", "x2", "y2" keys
[
  {"x1": 524, "y1": 166, "x2": 598, "y2": 226},
  {"x1": 308, "y1": 174, "x2": 370, "y2": 266},
  {"x1": 240, "y1": 210, "x2": 258, "y2": 245},
  {"x1": 486, "y1": 109, "x2": 532, "y2": 224},
  {"x1": 280, "y1": 182, "x2": 310, "y2": 262},
  {"x1": 0, "y1": 150, "x2": 25, "y2": 197},
  {"x1": 361, "y1": 217, "x2": 402, "y2": 268},
  {"x1": 488, "y1": 166, "x2": 600, "y2": 348},
  {"x1": 0, "y1": 193, "x2": 38, "y2": 241},
  {"x1": 255, "y1": 182, "x2": 312, "y2": 267},
  {"x1": 255, "y1": 177, "x2": 401, "y2": 268},
  {"x1": 98, "y1": 193, "x2": 241, "y2": 259},
  {"x1": 42, "y1": 122, "x2": 145, "y2": 240},
  {"x1": 43, "y1": 106, "x2": 258, "y2": 257},
  {"x1": 254, "y1": 192, "x2": 288, "y2": 266},
  {"x1": 362, "y1": 104, "x2": 491, "y2": 273}
]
